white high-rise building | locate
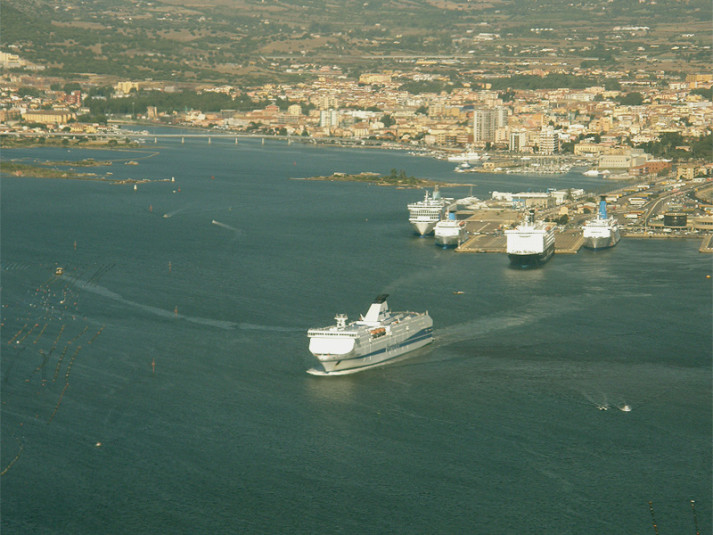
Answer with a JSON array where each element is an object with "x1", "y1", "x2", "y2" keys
[
  {"x1": 539, "y1": 125, "x2": 558, "y2": 155},
  {"x1": 509, "y1": 130, "x2": 527, "y2": 152},
  {"x1": 473, "y1": 106, "x2": 507, "y2": 143},
  {"x1": 319, "y1": 109, "x2": 339, "y2": 128}
]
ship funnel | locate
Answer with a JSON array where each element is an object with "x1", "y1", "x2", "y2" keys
[
  {"x1": 433, "y1": 186, "x2": 441, "y2": 200},
  {"x1": 526, "y1": 210, "x2": 535, "y2": 224},
  {"x1": 599, "y1": 196, "x2": 607, "y2": 219},
  {"x1": 448, "y1": 211, "x2": 456, "y2": 221},
  {"x1": 363, "y1": 294, "x2": 389, "y2": 323}
]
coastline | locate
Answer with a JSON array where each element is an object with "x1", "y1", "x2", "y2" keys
[{"x1": 292, "y1": 172, "x2": 463, "y2": 188}]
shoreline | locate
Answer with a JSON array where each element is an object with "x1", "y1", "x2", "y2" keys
[{"x1": 292, "y1": 172, "x2": 464, "y2": 188}]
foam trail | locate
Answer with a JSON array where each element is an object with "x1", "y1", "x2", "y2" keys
[
  {"x1": 238, "y1": 323, "x2": 302, "y2": 333},
  {"x1": 63, "y1": 276, "x2": 299, "y2": 332},
  {"x1": 164, "y1": 206, "x2": 233, "y2": 219},
  {"x1": 162, "y1": 207, "x2": 190, "y2": 218},
  {"x1": 433, "y1": 297, "x2": 584, "y2": 348},
  {"x1": 212, "y1": 220, "x2": 243, "y2": 236},
  {"x1": 64, "y1": 276, "x2": 236, "y2": 329},
  {"x1": 433, "y1": 313, "x2": 531, "y2": 348}
]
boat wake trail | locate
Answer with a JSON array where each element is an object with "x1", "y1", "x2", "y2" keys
[
  {"x1": 238, "y1": 323, "x2": 302, "y2": 333},
  {"x1": 63, "y1": 276, "x2": 236, "y2": 329},
  {"x1": 433, "y1": 296, "x2": 584, "y2": 348},
  {"x1": 433, "y1": 313, "x2": 532, "y2": 348},
  {"x1": 63, "y1": 276, "x2": 299, "y2": 332},
  {"x1": 162, "y1": 207, "x2": 190, "y2": 219},
  {"x1": 211, "y1": 220, "x2": 243, "y2": 236}
]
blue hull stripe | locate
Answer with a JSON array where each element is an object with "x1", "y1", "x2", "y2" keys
[{"x1": 346, "y1": 328, "x2": 433, "y2": 362}]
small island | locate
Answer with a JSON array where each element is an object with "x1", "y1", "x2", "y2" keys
[
  {"x1": 0, "y1": 162, "x2": 99, "y2": 181},
  {"x1": 0, "y1": 161, "x2": 157, "y2": 185},
  {"x1": 294, "y1": 169, "x2": 461, "y2": 188}
]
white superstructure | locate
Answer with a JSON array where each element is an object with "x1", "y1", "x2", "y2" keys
[
  {"x1": 505, "y1": 210, "x2": 555, "y2": 267},
  {"x1": 447, "y1": 150, "x2": 487, "y2": 163},
  {"x1": 583, "y1": 197, "x2": 621, "y2": 249},
  {"x1": 407, "y1": 187, "x2": 454, "y2": 236},
  {"x1": 307, "y1": 294, "x2": 433, "y2": 376},
  {"x1": 434, "y1": 213, "x2": 467, "y2": 248}
]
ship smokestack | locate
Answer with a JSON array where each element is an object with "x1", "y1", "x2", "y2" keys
[{"x1": 599, "y1": 196, "x2": 607, "y2": 219}]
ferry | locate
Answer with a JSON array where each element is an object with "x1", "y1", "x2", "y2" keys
[
  {"x1": 307, "y1": 294, "x2": 433, "y2": 376},
  {"x1": 407, "y1": 187, "x2": 454, "y2": 236},
  {"x1": 434, "y1": 213, "x2": 467, "y2": 248},
  {"x1": 505, "y1": 210, "x2": 555, "y2": 267},
  {"x1": 582, "y1": 196, "x2": 621, "y2": 249},
  {"x1": 447, "y1": 150, "x2": 486, "y2": 163}
]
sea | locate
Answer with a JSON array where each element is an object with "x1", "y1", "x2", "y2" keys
[{"x1": 1, "y1": 131, "x2": 711, "y2": 534}]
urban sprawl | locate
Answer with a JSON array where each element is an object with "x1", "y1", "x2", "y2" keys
[{"x1": 2, "y1": 51, "x2": 712, "y2": 238}]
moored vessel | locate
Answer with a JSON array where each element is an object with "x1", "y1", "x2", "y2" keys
[
  {"x1": 505, "y1": 210, "x2": 555, "y2": 267},
  {"x1": 434, "y1": 212, "x2": 467, "y2": 248},
  {"x1": 307, "y1": 294, "x2": 433, "y2": 376},
  {"x1": 407, "y1": 187, "x2": 454, "y2": 236},
  {"x1": 447, "y1": 150, "x2": 486, "y2": 163},
  {"x1": 582, "y1": 196, "x2": 621, "y2": 250}
]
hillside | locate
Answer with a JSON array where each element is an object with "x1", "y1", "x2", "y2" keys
[{"x1": 1, "y1": 0, "x2": 710, "y2": 83}]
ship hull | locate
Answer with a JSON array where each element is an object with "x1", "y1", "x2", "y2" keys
[
  {"x1": 582, "y1": 230, "x2": 621, "y2": 250},
  {"x1": 411, "y1": 221, "x2": 437, "y2": 236},
  {"x1": 435, "y1": 235, "x2": 461, "y2": 248},
  {"x1": 309, "y1": 325, "x2": 433, "y2": 375},
  {"x1": 508, "y1": 243, "x2": 554, "y2": 268}
]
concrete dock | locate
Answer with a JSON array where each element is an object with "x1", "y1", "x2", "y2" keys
[
  {"x1": 457, "y1": 228, "x2": 584, "y2": 254},
  {"x1": 699, "y1": 234, "x2": 713, "y2": 253}
]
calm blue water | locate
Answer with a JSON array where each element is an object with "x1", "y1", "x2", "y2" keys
[{"x1": 2, "y1": 136, "x2": 711, "y2": 534}]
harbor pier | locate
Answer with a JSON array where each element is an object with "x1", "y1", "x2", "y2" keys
[{"x1": 457, "y1": 229, "x2": 584, "y2": 254}]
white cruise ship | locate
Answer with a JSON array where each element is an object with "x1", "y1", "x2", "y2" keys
[
  {"x1": 434, "y1": 213, "x2": 467, "y2": 248},
  {"x1": 407, "y1": 187, "x2": 454, "y2": 236},
  {"x1": 307, "y1": 294, "x2": 433, "y2": 376},
  {"x1": 447, "y1": 150, "x2": 486, "y2": 163},
  {"x1": 583, "y1": 197, "x2": 621, "y2": 250},
  {"x1": 505, "y1": 210, "x2": 555, "y2": 267}
]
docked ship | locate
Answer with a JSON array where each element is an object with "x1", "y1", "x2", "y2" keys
[
  {"x1": 307, "y1": 294, "x2": 433, "y2": 376},
  {"x1": 505, "y1": 210, "x2": 555, "y2": 267},
  {"x1": 434, "y1": 212, "x2": 467, "y2": 248},
  {"x1": 582, "y1": 196, "x2": 621, "y2": 250},
  {"x1": 407, "y1": 187, "x2": 454, "y2": 236},
  {"x1": 447, "y1": 150, "x2": 486, "y2": 163}
]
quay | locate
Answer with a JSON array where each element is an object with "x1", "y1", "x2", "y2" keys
[
  {"x1": 457, "y1": 228, "x2": 584, "y2": 254},
  {"x1": 455, "y1": 210, "x2": 584, "y2": 254}
]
